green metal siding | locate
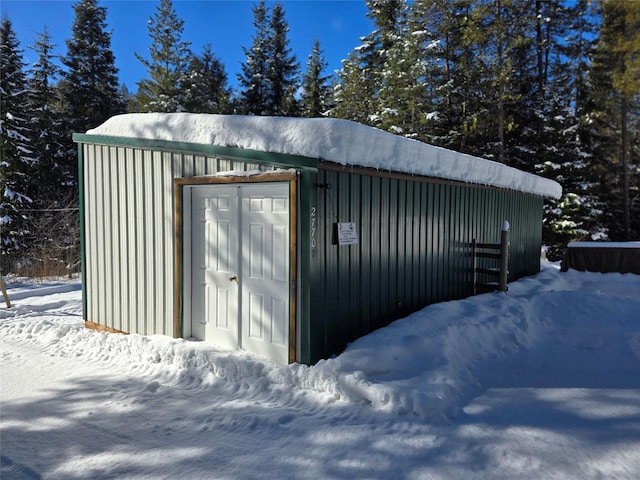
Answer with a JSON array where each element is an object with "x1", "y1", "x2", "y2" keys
[{"x1": 308, "y1": 168, "x2": 543, "y2": 362}]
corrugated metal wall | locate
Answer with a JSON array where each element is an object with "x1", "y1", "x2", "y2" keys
[
  {"x1": 81, "y1": 143, "x2": 262, "y2": 336},
  {"x1": 81, "y1": 139, "x2": 544, "y2": 364},
  {"x1": 308, "y1": 167, "x2": 543, "y2": 360}
]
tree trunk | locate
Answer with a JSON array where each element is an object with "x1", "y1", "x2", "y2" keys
[
  {"x1": 496, "y1": 0, "x2": 505, "y2": 164},
  {"x1": 621, "y1": 99, "x2": 630, "y2": 240}
]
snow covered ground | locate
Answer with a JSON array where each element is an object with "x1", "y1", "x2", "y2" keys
[{"x1": 1, "y1": 262, "x2": 639, "y2": 479}]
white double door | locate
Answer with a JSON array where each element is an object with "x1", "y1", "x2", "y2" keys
[{"x1": 191, "y1": 183, "x2": 290, "y2": 365}]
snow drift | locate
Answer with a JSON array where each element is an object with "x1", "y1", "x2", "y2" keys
[
  {"x1": 2, "y1": 264, "x2": 638, "y2": 422},
  {"x1": 2, "y1": 264, "x2": 640, "y2": 479}
]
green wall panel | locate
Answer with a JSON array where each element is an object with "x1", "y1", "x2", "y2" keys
[{"x1": 308, "y1": 168, "x2": 543, "y2": 362}]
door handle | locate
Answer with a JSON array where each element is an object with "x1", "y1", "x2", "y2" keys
[{"x1": 229, "y1": 275, "x2": 238, "y2": 283}]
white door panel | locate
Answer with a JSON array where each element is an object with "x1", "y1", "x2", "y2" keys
[
  {"x1": 240, "y1": 184, "x2": 290, "y2": 365},
  {"x1": 190, "y1": 182, "x2": 290, "y2": 364},
  {"x1": 191, "y1": 186, "x2": 239, "y2": 351}
]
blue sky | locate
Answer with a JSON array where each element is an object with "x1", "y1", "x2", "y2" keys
[{"x1": 1, "y1": 0, "x2": 373, "y2": 91}]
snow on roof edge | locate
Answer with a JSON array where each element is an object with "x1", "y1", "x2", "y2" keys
[{"x1": 86, "y1": 113, "x2": 562, "y2": 199}]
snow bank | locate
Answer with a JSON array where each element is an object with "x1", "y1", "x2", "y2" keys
[
  {"x1": 85, "y1": 113, "x2": 562, "y2": 199},
  {"x1": 4, "y1": 264, "x2": 638, "y2": 424},
  {"x1": 3, "y1": 267, "x2": 640, "y2": 479}
]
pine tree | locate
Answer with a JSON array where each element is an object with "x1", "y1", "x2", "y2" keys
[
  {"x1": 330, "y1": 51, "x2": 375, "y2": 125},
  {"x1": 182, "y1": 44, "x2": 230, "y2": 114},
  {"x1": 28, "y1": 29, "x2": 79, "y2": 274},
  {"x1": 538, "y1": 51, "x2": 598, "y2": 255},
  {"x1": 60, "y1": 0, "x2": 125, "y2": 133},
  {"x1": 459, "y1": 0, "x2": 534, "y2": 165},
  {"x1": 331, "y1": 0, "x2": 406, "y2": 126},
  {"x1": 536, "y1": 0, "x2": 603, "y2": 257},
  {"x1": 237, "y1": 1, "x2": 299, "y2": 116},
  {"x1": 266, "y1": 3, "x2": 299, "y2": 116},
  {"x1": 587, "y1": 0, "x2": 640, "y2": 241},
  {"x1": 301, "y1": 39, "x2": 331, "y2": 118},
  {"x1": 58, "y1": 0, "x2": 125, "y2": 199},
  {"x1": 377, "y1": 0, "x2": 439, "y2": 139},
  {"x1": 237, "y1": 0, "x2": 271, "y2": 115},
  {"x1": 1, "y1": 17, "x2": 33, "y2": 262},
  {"x1": 27, "y1": 28, "x2": 69, "y2": 206},
  {"x1": 609, "y1": 0, "x2": 640, "y2": 241},
  {"x1": 375, "y1": 1, "x2": 417, "y2": 136},
  {"x1": 403, "y1": 0, "x2": 472, "y2": 149},
  {"x1": 360, "y1": 0, "x2": 406, "y2": 91},
  {"x1": 135, "y1": 0, "x2": 192, "y2": 112}
]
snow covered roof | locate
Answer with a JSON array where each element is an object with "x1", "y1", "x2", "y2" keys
[{"x1": 86, "y1": 113, "x2": 562, "y2": 199}]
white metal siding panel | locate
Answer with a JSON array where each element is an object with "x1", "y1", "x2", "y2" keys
[
  {"x1": 194, "y1": 154, "x2": 206, "y2": 176},
  {"x1": 143, "y1": 150, "x2": 156, "y2": 335},
  {"x1": 82, "y1": 143, "x2": 279, "y2": 337},
  {"x1": 124, "y1": 147, "x2": 137, "y2": 334},
  {"x1": 109, "y1": 147, "x2": 121, "y2": 331},
  {"x1": 103, "y1": 146, "x2": 114, "y2": 330},
  {"x1": 97, "y1": 145, "x2": 109, "y2": 325},
  {"x1": 134, "y1": 148, "x2": 145, "y2": 333},
  {"x1": 161, "y1": 151, "x2": 174, "y2": 335},
  {"x1": 114, "y1": 147, "x2": 125, "y2": 331},
  {"x1": 85, "y1": 144, "x2": 99, "y2": 324},
  {"x1": 217, "y1": 157, "x2": 232, "y2": 171},
  {"x1": 108, "y1": 145, "x2": 118, "y2": 328},
  {"x1": 89, "y1": 144, "x2": 101, "y2": 324}
]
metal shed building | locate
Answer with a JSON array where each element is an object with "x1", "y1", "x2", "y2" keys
[{"x1": 73, "y1": 113, "x2": 561, "y2": 365}]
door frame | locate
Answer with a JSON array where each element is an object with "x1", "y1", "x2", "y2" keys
[{"x1": 173, "y1": 171, "x2": 299, "y2": 363}]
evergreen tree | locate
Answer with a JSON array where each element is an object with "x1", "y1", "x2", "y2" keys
[
  {"x1": 119, "y1": 83, "x2": 135, "y2": 112},
  {"x1": 135, "y1": 0, "x2": 192, "y2": 112},
  {"x1": 237, "y1": 1, "x2": 299, "y2": 116},
  {"x1": 29, "y1": 29, "x2": 80, "y2": 271},
  {"x1": 609, "y1": 0, "x2": 640, "y2": 241},
  {"x1": 237, "y1": 0, "x2": 271, "y2": 115},
  {"x1": 377, "y1": 0, "x2": 441, "y2": 139},
  {"x1": 0, "y1": 17, "x2": 33, "y2": 261},
  {"x1": 536, "y1": 0, "x2": 603, "y2": 257},
  {"x1": 59, "y1": 0, "x2": 125, "y2": 198},
  {"x1": 27, "y1": 28, "x2": 69, "y2": 207},
  {"x1": 459, "y1": 0, "x2": 534, "y2": 165},
  {"x1": 301, "y1": 39, "x2": 331, "y2": 118},
  {"x1": 407, "y1": 0, "x2": 473, "y2": 149},
  {"x1": 587, "y1": 0, "x2": 640, "y2": 241},
  {"x1": 266, "y1": 2, "x2": 299, "y2": 116},
  {"x1": 360, "y1": 0, "x2": 406, "y2": 92},
  {"x1": 328, "y1": 0, "x2": 637, "y2": 253},
  {"x1": 330, "y1": 51, "x2": 376, "y2": 124},
  {"x1": 182, "y1": 44, "x2": 230, "y2": 114},
  {"x1": 60, "y1": 0, "x2": 125, "y2": 133},
  {"x1": 331, "y1": 0, "x2": 405, "y2": 126},
  {"x1": 375, "y1": 1, "x2": 418, "y2": 136}
]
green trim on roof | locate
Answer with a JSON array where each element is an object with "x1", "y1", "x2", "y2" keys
[{"x1": 72, "y1": 133, "x2": 319, "y2": 171}]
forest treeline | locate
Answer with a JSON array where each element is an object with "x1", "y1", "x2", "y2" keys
[{"x1": 1, "y1": 0, "x2": 638, "y2": 275}]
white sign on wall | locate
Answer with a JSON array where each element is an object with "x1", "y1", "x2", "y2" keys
[{"x1": 337, "y1": 222, "x2": 358, "y2": 245}]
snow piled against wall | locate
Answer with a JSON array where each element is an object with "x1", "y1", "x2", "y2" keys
[{"x1": 87, "y1": 113, "x2": 562, "y2": 199}]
